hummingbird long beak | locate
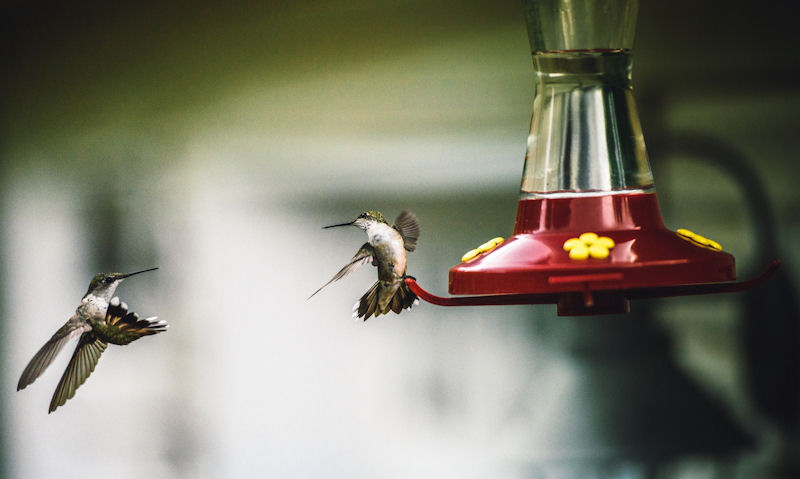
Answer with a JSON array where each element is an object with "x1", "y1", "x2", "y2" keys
[
  {"x1": 120, "y1": 267, "x2": 159, "y2": 279},
  {"x1": 323, "y1": 221, "x2": 355, "y2": 229}
]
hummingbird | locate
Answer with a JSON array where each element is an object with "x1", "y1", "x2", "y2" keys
[
  {"x1": 310, "y1": 210, "x2": 420, "y2": 320},
  {"x1": 17, "y1": 267, "x2": 167, "y2": 413}
]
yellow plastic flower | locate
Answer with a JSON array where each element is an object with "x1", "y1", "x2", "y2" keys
[
  {"x1": 563, "y1": 232, "x2": 615, "y2": 260},
  {"x1": 461, "y1": 237, "x2": 504, "y2": 262},
  {"x1": 676, "y1": 228, "x2": 722, "y2": 251}
]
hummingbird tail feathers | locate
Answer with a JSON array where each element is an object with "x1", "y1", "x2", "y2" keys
[
  {"x1": 111, "y1": 314, "x2": 168, "y2": 345},
  {"x1": 389, "y1": 280, "x2": 418, "y2": 314},
  {"x1": 354, "y1": 282, "x2": 380, "y2": 320},
  {"x1": 354, "y1": 281, "x2": 418, "y2": 321},
  {"x1": 104, "y1": 297, "x2": 168, "y2": 345}
]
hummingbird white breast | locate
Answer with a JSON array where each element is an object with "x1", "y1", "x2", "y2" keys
[
  {"x1": 367, "y1": 222, "x2": 407, "y2": 280},
  {"x1": 79, "y1": 294, "x2": 111, "y2": 322}
]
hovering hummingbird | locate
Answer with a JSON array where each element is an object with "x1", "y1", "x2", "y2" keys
[
  {"x1": 17, "y1": 267, "x2": 167, "y2": 413},
  {"x1": 310, "y1": 210, "x2": 420, "y2": 320}
]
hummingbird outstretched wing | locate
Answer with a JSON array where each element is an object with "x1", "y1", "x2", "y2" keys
[
  {"x1": 48, "y1": 332, "x2": 108, "y2": 413},
  {"x1": 309, "y1": 242, "x2": 375, "y2": 299},
  {"x1": 17, "y1": 316, "x2": 92, "y2": 391},
  {"x1": 393, "y1": 210, "x2": 419, "y2": 252}
]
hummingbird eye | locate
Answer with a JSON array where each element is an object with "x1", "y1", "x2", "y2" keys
[{"x1": 103, "y1": 277, "x2": 114, "y2": 284}]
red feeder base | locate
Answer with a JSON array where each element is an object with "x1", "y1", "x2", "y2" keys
[{"x1": 446, "y1": 192, "x2": 738, "y2": 315}]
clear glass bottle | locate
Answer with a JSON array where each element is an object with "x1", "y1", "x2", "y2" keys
[{"x1": 520, "y1": 0, "x2": 653, "y2": 198}]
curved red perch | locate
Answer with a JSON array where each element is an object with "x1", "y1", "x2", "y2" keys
[{"x1": 405, "y1": 260, "x2": 780, "y2": 310}]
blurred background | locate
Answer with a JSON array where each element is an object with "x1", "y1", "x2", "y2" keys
[{"x1": 1, "y1": 0, "x2": 798, "y2": 477}]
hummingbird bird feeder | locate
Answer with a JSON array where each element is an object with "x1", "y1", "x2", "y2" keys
[{"x1": 406, "y1": 0, "x2": 778, "y2": 315}]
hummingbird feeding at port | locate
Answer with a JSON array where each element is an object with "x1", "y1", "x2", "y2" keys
[
  {"x1": 17, "y1": 267, "x2": 167, "y2": 413},
  {"x1": 310, "y1": 210, "x2": 420, "y2": 320}
]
